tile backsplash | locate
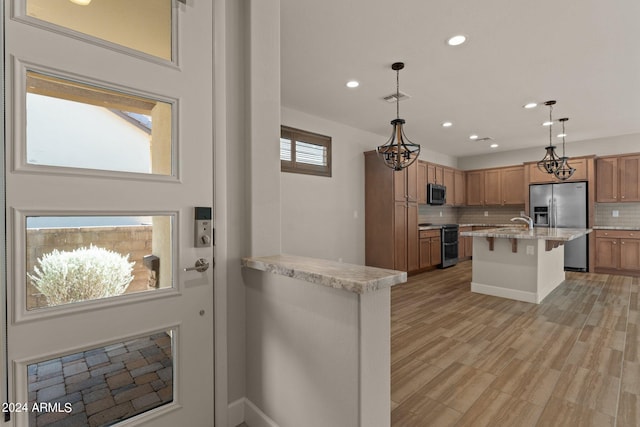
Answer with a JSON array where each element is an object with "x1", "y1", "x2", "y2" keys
[
  {"x1": 456, "y1": 205, "x2": 526, "y2": 225},
  {"x1": 595, "y1": 203, "x2": 640, "y2": 227},
  {"x1": 419, "y1": 204, "x2": 526, "y2": 225}
]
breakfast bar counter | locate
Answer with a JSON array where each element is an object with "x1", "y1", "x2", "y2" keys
[{"x1": 460, "y1": 227, "x2": 592, "y2": 304}]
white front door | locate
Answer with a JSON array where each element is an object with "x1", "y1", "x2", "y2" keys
[{"x1": 2, "y1": 1, "x2": 214, "y2": 426}]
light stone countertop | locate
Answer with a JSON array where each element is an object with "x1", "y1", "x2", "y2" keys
[
  {"x1": 241, "y1": 254, "x2": 407, "y2": 294},
  {"x1": 460, "y1": 227, "x2": 592, "y2": 241},
  {"x1": 593, "y1": 226, "x2": 640, "y2": 231},
  {"x1": 419, "y1": 223, "x2": 525, "y2": 231}
]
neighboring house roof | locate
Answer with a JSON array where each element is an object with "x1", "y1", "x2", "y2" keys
[{"x1": 109, "y1": 110, "x2": 152, "y2": 134}]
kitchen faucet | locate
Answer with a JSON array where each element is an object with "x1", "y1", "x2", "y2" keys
[{"x1": 511, "y1": 215, "x2": 534, "y2": 230}]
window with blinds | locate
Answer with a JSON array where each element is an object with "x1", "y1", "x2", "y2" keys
[{"x1": 280, "y1": 126, "x2": 332, "y2": 177}]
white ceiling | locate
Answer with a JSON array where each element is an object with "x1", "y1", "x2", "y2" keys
[{"x1": 281, "y1": 0, "x2": 640, "y2": 158}]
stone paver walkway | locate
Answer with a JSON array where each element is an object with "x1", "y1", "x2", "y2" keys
[{"x1": 28, "y1": 332, "x2": 173, "y2": 427}]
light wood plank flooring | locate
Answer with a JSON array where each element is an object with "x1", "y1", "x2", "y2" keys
[{"x1": 391, "y1": 260, "x2": 640, "y2": 427}]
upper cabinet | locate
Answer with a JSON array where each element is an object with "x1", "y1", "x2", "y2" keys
[
  {"x1": 466, "y1": 165, "x2": 525, "y2": 206},
  {"x1": 454, "y1": 170, "x2": 466, "y2": 206},
  {"x1": 597, "y1": 154, "x2": 640, "y2": 202},
  {"x1": 527, "y1": 157, "x2": 589, "y2": 184},
  {"x1": 417, "y1": 161, "x2": 466, "y2": 206},
  {"x1": 427, "y1": 163, "x2": 444, "y2": 185}
]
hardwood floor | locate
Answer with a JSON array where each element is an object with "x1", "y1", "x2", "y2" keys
[{"x1": 391, "y1": 260, "x2": 640, "y2": 427}]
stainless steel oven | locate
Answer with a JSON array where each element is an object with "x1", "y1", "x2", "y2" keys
[{"x1": 440, "y1": 224, "x2": 459, "y2": 268}]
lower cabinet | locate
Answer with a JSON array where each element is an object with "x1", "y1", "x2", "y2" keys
[
  {"x1": 419, "y1": 230, "x2": 441, "y2": 269},
  {"x1": 595, "y1": 230, "x2": 640, "y2": 275},
  {"x1": 459, "y1": 226, "x2": 472, "y2": 259}
]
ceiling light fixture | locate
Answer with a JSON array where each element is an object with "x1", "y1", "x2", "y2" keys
[
  {"x1": 469, "y1": 134, "x2": 479, "y2": 140},
  {"x1": 536, "y1": 100, "x2": 561, "y2": 174},
  {"x1": 346, "y1": 80, "x2": 359, "y2": 88},
  {"x1": 442, "y1": 121, "x2": 453, "y2": 127},
  {"x1": 553, "y1": 118, "x2": 576, "y2": 180},
  {"x1": 490, "y1": 143, "x2": 499, "y2": 148},
  {"x1": 523, "y1": 102, "x2": 538, "y2": 109},
  {"x1": 447, "y1": 35, "x2": 467, "y2": 46},
  {"x1": 542, "y1": 121, "x2": 553, "y2": 126},
  {"x1": 376, "y1": 62, "x2": 420, "y2": 171},
  {"x1": 69, "y1": 0, "x2": 91, "y2": 5}
]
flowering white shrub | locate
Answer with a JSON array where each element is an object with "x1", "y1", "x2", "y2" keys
[{"x1": 28, "y1": 245, "x2": 135, "y2": 305}]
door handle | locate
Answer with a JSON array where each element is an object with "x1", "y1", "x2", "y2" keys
[{"x1": 184, "y1": 258, "x2": 210, "y2": 272}]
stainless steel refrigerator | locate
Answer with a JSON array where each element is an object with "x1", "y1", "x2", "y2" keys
[{"x1": 529, "y1": 182, "x2": 588, "y2": 271}]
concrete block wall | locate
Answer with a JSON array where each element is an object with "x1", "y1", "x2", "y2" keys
[{"x1": 26, "y1": 226, "x2": 153, "y2": 309}]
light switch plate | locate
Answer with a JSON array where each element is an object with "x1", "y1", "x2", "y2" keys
[{"x1": 613, "y1": 210, "x2": 619, "y2": 217}]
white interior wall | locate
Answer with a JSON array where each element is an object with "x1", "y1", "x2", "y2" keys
[
  {"x1": 281, "y1": 108, "x2": 380, "y2": 264},
  {"x1": 457, "y1": 133, "x2": 640, "y2": 170}
]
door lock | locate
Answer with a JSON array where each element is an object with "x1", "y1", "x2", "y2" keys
[{"x1": 184, "y1": 258, "x2": 210, "y2": 272}]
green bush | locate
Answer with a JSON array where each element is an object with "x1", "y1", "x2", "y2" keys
[{"x1": 29, "y1": 245, "x2": 135, "y2": 305}]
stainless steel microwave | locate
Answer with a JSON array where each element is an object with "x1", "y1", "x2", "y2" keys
[{"x1": 427, "y1": 183, "x2": 446, "y2": 205}]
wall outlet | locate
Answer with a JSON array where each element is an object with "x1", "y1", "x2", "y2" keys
[
  {"x1": 613, "y1": 210, "x2": 619, "y2": 217},
  {"x1": 526, "y1": 245, "x2": 535, "y2": 255},
  {"x1": 440, "y1": 211, "x2": 443, "y2": 217},
  {"x1": 484, "y1": 211, "x2": 489, "y2": 217}
]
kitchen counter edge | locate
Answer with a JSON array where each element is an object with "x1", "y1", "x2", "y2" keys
[{"x1": 241, "y1": 254, "x2": 407, "y2": 294}]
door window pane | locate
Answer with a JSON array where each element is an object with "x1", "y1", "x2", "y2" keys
[
  {"x1": 26, "y1": 0, "x2": 172, "y2": 61},
  {"x1": 27, "y1": 331, "x2": 174, "y2": 426},
  {"x1": 26, "y1": 71, "x2": 173, "y2": 175},
  {"x1": 26, "y1": 215, "x2": 173, "y2": 311}
]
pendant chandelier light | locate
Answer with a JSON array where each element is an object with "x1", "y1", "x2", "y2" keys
[
  {"x1": 377, "y1": 62, "x2": 420, "y2": 171},
  {"x1": 553, "y1": 117, "x2": 576, "y2": 180},
  {"x1": 537, "y1": 100, "x2": 561, "y2": 174}
]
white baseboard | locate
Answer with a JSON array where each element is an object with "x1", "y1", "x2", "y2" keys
[
  {"x1": 228, "y1": 398, "x2": 245, "y2": 427},
  {"x1": 227, "y1": 398, "x2": 280, "y2": 427},
  {"x1": 471, "y1": 282, "x2": 539, "y2": 304}
]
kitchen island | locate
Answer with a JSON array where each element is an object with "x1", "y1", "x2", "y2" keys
[{"x1": 460, "y1": 227, "x2": 592, "y2": 304}]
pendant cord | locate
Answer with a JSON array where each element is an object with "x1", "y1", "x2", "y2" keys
[
  {"x1": 396, "y1": 68, "x2": 400, "y2": 120},
  {"x1": 548, "y1": 104, "x2": 553, "y2": 147},
  {"x1": 562, "y1": 120, "x2": 566, "y2": 157}
]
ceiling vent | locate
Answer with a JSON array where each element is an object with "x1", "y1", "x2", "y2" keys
[{"x1": 383, "y1": 91, "x2": 410, "y2": 103}]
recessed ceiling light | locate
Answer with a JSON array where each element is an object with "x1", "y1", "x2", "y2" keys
[
  {"x1": 70, "y1": 0, "x2": 91, "y2": 4},
  {"x1": 469, "y1": 134, "x2": 479, "y2": 140},
  {"x1": 447, "y1": 35, "x2": 467, "y2": 46},
  {"x1": 346, "y1": 80, "x2": 359, "y2": 88},
  {"x1": 542, "y1": 121, "x2": 553, "y2": 126},
  {"x1": 442, "y1": 121, "x2": 453, "y2": 127},
  {"x1": 523, "y1": 102, "x2": 538, "y2": 109},
  {"x1": 490, "y1": 143, "x2": 499, "y2": 148},
  {"x1": 557, "y1": 133, "x2": 567, "y2": 138}
]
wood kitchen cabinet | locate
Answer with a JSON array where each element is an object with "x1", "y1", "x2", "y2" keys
[
  {"x1": 594, "y1": 229, "x2": 640, "y2": 275},
  {"x1": 597, "y1": 154, "x2": 640, "y2": 202},
  {"x1": 466, "y1": 166, "x2": 524, "y2": 206},
  {"x1": 419, "y1": 229, "x2": 441, "y2": 269},
  {"x1": 466, "y1": 170, "x2": 485, "y2": 206},
  {"x1": 417, "y1": 161, "x2": 428, "y2": 204},
  {"x1": 527, "y1": 157, "x2": 589, "y2": 184},
  {"x1": 417, "y1": 161, "x2": 465, "y2": 206},
  {"x1": 454, "y1": 170, "x2": 466, "y2": 206},
  {"x1": 443, "y1": 168, "x2": 455, "y2": 206},
  {"x1": 427, "y1": 163, "x2": 444, "y2": 185},
  {"x1": 365, "y1": 151, "x2": 419, "y2": 273},
  {"x1": 458, "y1": 226, "x2": 472, "y2": 259}
]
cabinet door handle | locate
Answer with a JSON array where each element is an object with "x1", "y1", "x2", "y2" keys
[
  {"x1": 622, "y1": 196, "x2": 625, "y2": 199},
  {"x1": 622, "y1": 241, "x2": 625, "y2": 245}
]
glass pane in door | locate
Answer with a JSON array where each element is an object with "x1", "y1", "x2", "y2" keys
[
  {"x1": 25, "y1": 0, "x2": 172, "y2": 61},
  {"x1": 26, "y1": 215, "x2": 173, "y2": 310},
  {"x1": 26, "y1": 71, "x2": 173, "y2": 176},
  {"x1": 27, "y1": 331, "x2": 174, "y2": 426}
]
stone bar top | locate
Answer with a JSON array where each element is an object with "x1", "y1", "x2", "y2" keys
[
  {"x1": 241, "y1": 254, "x2": 407, "y2": 294},
  {"x1": 461, "y1": 227, "x2": 592, "y2": 241}
]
